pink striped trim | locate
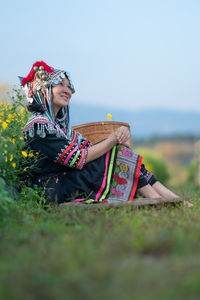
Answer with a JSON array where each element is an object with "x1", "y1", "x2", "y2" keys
[
  {"x1": 76, "y1": 149, "x2": 85, "y2": 169},
  {"x1": 74, "y1": 151, "x2": 110, "y2": 202},
  {"x1": 63, "y1": 145, "x2": 79, "y2": 165},
  {"x1": 23, "y1": 119, "x2": 53, "y2": 130},
  {"x1": 57, "y1": 143, "x2": 74, "y2": 163},
  {"x1": 71, "y1": 130, "x2": 77, "y2": 143},
  {"x1": 75, "y1": 198, "x2": 86, "y2": 202},
  {"x1": 80, "y1": 140, "x2": 89, "y2": 149},
  {"x1": 77, "y1": 150, "x2": 87, "y2": 169},
  {"x1": 94, "y1": 151, "x2": 110, "y2": 202}
]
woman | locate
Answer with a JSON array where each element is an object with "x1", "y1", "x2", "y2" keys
[{"x1": 20, "y1": 61, "x2": 181, "y2": 205}]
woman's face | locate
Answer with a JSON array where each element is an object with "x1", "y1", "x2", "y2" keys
[{"x1": 52, "y1": 77, "x2": 72, "y2": 115}]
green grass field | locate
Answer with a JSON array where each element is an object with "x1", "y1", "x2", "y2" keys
[
  {"x1": 1, "y1": 183, "x2": 200, "y2": 300},
  {"x1": 0, "y1": 93, "x2": 200, "y2": 299}
]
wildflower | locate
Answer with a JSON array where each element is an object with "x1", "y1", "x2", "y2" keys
[
  {"x1": 4, "y1": 150, "x2": 7, "y2": 155},
  {"x1": 28, "y1": 153, "x2": 34, "y2": 157},
  {"x1": 23, "y1": 168, "x2": 27, "y2": 172},
  {"x1": 12, "y1": 139, "x2": 15, "y2": 144},
  {"x1": 10, "y1": 154, "x2": 13, "y2": 162},
  {"x1": 12, "y1": 162, "x2": 16, "y2": 168},
  {"x1": 107, "y1": 113, "x2": 112, "y2": 120},
  {"x1": 8, "y1": 114, "x2": 12, "y2": 119},
  {"x1": 21, "y1": 151, "x2": 28, "y2": 158},
  {"x1": 5, "y1": 157, "x2": 8, "y2": 163},
  {"x1": 2, "y1": 122, "x2": 8, "y2": 130},
  {"x1": 4, "y1": 144, "x2": 7, "y2": 148},
  {"x1": 20, "y1": 107, "x2": 25, "y2": 114},
  {"x1": 19, "y1": 137, "x2": 24, "y2": 140},
  {"x1": 0, "y1": 112, "x2": 4, "y2": 117}
]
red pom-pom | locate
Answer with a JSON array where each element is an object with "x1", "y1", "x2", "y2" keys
[{"x1": 22, "y1": 61, "x2": 54, "y2": 85}]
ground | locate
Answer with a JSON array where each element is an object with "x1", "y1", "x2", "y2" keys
[{"x1": 0, "y1": 184, "x2": 200, "y2": 300}]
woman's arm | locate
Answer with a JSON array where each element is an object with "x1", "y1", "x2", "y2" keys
[{"x1": 86, "y1": 131, "x2": 117, "y2": 163}]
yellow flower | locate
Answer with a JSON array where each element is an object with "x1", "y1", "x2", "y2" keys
[
  {"x1": 2, "y1": 122, "x2": 8, "y2": 130},
  {"x1": 23, "y1": 167, "x2": 27, "y2": 172},
  {"x1": 4, "y1": 150, "x2": 7, "y2": 155},
  {"x1": 12, "y1": 162, "x2": 16, "y2": 168},
  {"x1": 21, "y1": 151, "x2": 28, "y2": 158},
  {"x1": 10, "y1": 154, "x2": 13, "y2": 162},
  {"x1": 107, "y1": 113, "x2": 112, "y2": 120},
  {"x1": 19, "y1": 137, "x2": 24, "y2": 140},
  {"x1": 4, "y1": 144, "x2": 7, "y2": 148},
  {"x1": 28, "y1": 153, "x2": 34, "y2": 157},
  {"x1": 8, "y1": 114, "x2": 12, "y2": 119},
  {"x1": 20, "y1": 107, "x2": 25, "y2": 114},
  {"x1": 0, "y1": 112, "x2": 4, "y2": 117},
  {"x1": 12, "y1": 139, "x2": 15, "y2": 144},
  {"x1": 5, "y1": 157, "x2": 8, "y2": 163}
]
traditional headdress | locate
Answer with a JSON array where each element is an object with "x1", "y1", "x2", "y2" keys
[{"x1": 20, "y1": 61, "x2": 75, "y2": 139}]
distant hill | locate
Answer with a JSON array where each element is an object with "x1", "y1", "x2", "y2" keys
[{"x1": 70, "y1": 102, "x2": 200, "y2": 138}]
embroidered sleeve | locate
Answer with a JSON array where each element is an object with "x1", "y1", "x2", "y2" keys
[
  {"x1": 24, "y1": 120, "x2": 89, "y2": 170},
  {"x1": 72, "y1": 129, "x2": 92, "y2": 149}
]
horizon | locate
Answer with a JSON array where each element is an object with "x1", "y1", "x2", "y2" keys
[{"x1": 0, "y1": 0, "x2": 199, "y2": 112}]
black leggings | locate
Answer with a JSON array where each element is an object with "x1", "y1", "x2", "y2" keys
[{"x1": 137, "y1": 164, "x2": 158, "y2": 189}]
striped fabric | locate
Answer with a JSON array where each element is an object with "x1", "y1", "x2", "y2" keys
[{"x1": 23, "y1": 115, "x2": 92, "y2": 170}]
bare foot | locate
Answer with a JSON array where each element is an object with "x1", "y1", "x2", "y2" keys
[{"x1": 183, "y1": 200, "x2": 193, "y2": 207}]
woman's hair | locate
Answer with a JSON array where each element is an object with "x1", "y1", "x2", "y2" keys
[{"x1": 27, "y1": 98, "x2": 45, "y2": 113}]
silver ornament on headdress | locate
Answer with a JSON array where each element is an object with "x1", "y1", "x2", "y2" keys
[{"x1": 19, "y1": 66, "x2": 75, "y2": 103}]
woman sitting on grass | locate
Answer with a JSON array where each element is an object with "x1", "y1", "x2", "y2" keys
[{"x1": 20, "y1": 61, "x2": 184, "y2": 205}]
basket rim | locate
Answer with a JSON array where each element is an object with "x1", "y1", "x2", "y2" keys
[{"x1": 73, "y1": 121, "x2": 130, "y2": 130}]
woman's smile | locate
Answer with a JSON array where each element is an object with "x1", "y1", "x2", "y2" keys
[{"x1": 52, "y1": 77, "x2": 72, "y2": 115}]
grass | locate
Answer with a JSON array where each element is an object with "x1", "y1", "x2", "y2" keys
[
  {"x1": 1, "y1": 183, "x2": 200, "y2": 300},
  {"x1": 0, "y1": 93, "x2": 199, "y2": 299}
]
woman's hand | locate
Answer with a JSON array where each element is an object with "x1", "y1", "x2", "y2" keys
[
  {"x1": 115, "y1": 126, "x2": 132, "y2": 148},
  {"x1": 86, "y1": 126, "x2": 132, "y2": 163}
]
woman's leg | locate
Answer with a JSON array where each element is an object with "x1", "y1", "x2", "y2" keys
[
  {"x1": 137, "y1": 165, "x2": 193, "y2": 206},
  {"x1": 152, "y1": 181, "x2": 193, "y2": 207},
  {"x1": 151, "y1": 181, "x2": 180, "y2": 199},
  {"x1": 137, "y1": 184, "x2": 161, "y2": 198},
  {"x1": 137, "y1": 164, "x2": 161, "y2": 198}
]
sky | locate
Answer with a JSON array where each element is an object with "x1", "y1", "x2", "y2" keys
[{"x1": 0, "y1": 0, "x2": 200, "y2": 112}]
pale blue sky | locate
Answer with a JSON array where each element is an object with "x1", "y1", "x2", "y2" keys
[{"x1": 0, "y1": 0, "x2": 200, "y2": 112}]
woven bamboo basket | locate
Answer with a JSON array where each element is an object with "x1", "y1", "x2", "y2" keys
[{"x1": 73, "y1": 121, "x2": 133, "y2": 147}]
